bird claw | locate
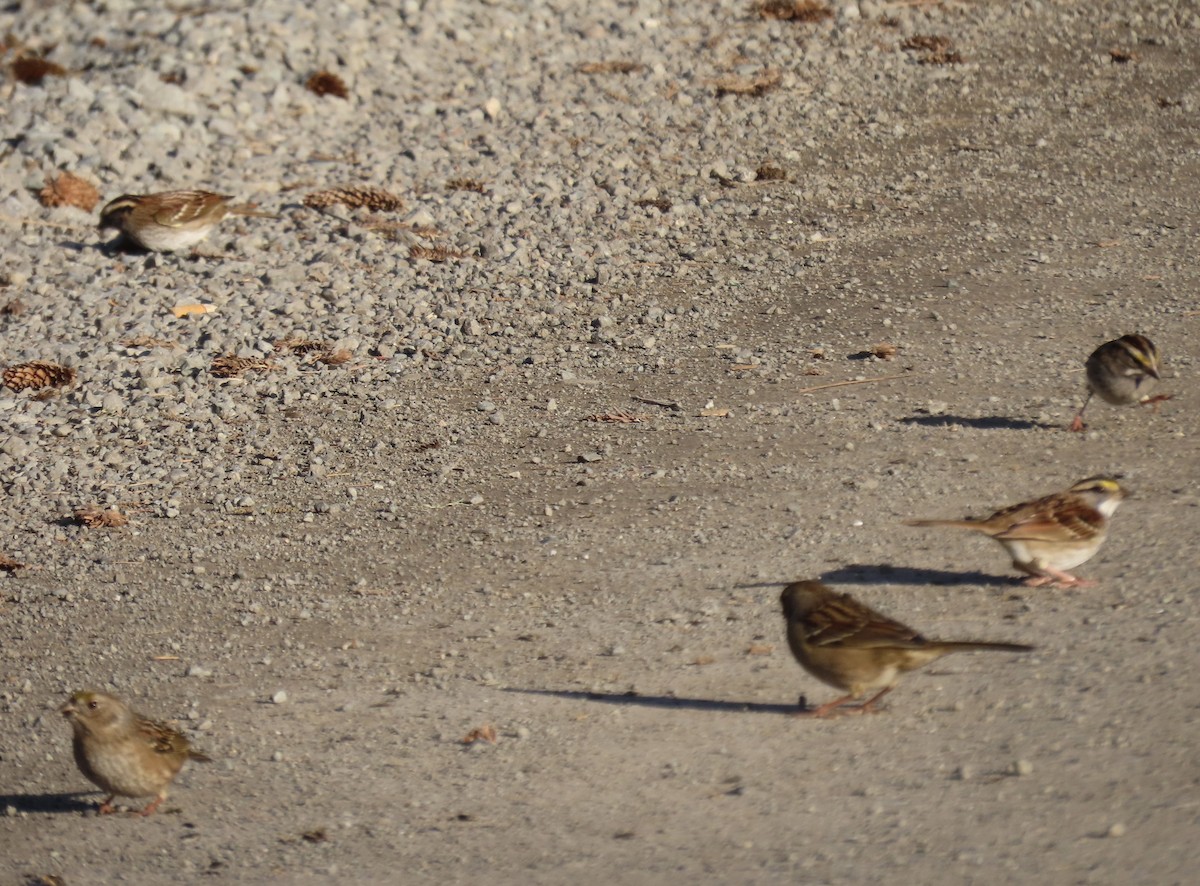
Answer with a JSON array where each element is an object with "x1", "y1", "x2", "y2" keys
[
  {"x1": 1067, "y1": 415, "x2": 1086, "y2": 432},
  {"x1": 1023, "y1": 573, "x2": 1093, "y2": 589}
]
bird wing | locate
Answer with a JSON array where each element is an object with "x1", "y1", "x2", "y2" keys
[
  {"x1": 151, "y1": 191, "x2": 231, "y2": 226},
  {"x1": 804, "y1": 593, "x2": 929, "y2": 650},
  {"x1": 991, "y1": 497, "x2": 1102, "y2": 542},
  {"x1": 136, "y1": 716, "x2": 192, "y2": 756}
]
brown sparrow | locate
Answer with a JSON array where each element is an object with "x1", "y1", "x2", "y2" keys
[
  {"x1": 61, "y1": 690, "x2": 211, "y2": 815},
  {"x1": 1069, "y1": 334, "x2": 1166, "y2": 432},
  {"x1": 781, "y1": 580, "x2": 1032, "y2": 718},
  {"x1": 98, "y1": 189, "x2": 275, "y2": 252},
  {"x1": 904, "y1": 476, "x2": 1125, "y2": 588}
]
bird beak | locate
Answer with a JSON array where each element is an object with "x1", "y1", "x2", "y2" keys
[{"x1": 60, "y1": 701, "x2": 77, "y2": 717}]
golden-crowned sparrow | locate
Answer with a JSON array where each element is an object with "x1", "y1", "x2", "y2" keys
[
  {"x1": 781, "y1": 581, "x2": 1032, "y2": 718},
  {"x1": 61, "y1": 690, "x2": 210, "y2": 815}
]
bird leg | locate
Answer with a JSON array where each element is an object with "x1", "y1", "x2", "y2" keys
[
  {"x1": 1067, "y1": 393, "x2": 1092, "y2": 432},
  {"x1": 97, "y1": 796, "x2": 118, "y2": 815},
  {"x1": 137, "y1": 795, "x2": 166, "y2": 817},
  {"x1": 792, "y1": 693, "x2": 856, "y2": 718},
  {"x1": 1139, "y1": 393, "x2": 1172, "y2": 412},
  {"x1": 858, "y1": 687, "x2": 894, "y2": 715},
  {"x1": 1023, "y1": 568, "x2": 1094, "y2": 589}
]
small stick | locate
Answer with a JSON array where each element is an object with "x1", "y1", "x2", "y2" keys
[
  {"x1": 794, "y1": 374, "x2": 907, "y2": 395},
  {"x1": 631, "y1": 395, "x2": 682, "y2": 411}
]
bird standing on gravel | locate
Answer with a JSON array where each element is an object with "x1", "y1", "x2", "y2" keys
[
  {"x1": 904, "y1": 476, "x2": 1125, "y2": 588},
  {"x1": 1069, "y1": 334, "x2": 1167, "y2": 432},
  {"x1": 98, "y1": 189, "x2": 275, "y2": 252},
  {"x1": 780, "y1": 581, "x2": 1033, "y2": 718},
  {"x1": 61, "y1": 690, "x2": 211, "y2": 816}
]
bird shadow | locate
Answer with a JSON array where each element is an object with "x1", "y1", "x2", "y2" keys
[
  {"x1": 899, "y1": 414, "x2": 1057, "y2": 431},
  {"x1": 0, "y1": 791, "x2": 94, "y2": 814},
  {"x1": 502, "y1": 687, "x2": 799, "y2": 716},
  {"x1": 820, "y1": 563, "x2": 1019, "y2": 588}
]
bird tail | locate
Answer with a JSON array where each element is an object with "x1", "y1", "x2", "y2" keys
[
  {"x1": 227, "y1": 203, "x2": 278, "y2": 219},
  {"x1": 938, "y1": 641, "x2": 1034, "y2": 653}
]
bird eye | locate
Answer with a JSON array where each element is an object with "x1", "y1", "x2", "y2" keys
[{"x1": 87, "y1": 700, "x2": 98, "y2": 710}]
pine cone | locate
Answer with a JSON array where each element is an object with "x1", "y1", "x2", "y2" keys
[
  {"x1": 303, "y1": 186, "x2": 404, "y2": 212},
  {"x1": 39, "y1": 172, "x2": 101, "y2": 212},
  {"x1": 73, "y1": 506, "x2": 129, "y2": 528},
  {"x1": 305, "y1": 70, "x2": 349, "y2": 99},
  {"x1": 3, "y1": 361, "x2": 76, "y2": 391}
]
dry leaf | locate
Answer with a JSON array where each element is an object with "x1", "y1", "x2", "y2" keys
[
  {"x1": 634, "y1": 197, "x2": 671, "y2": 212},
  {"x1": 582, "y1": 410, "x2": 646, "y2": 423},
  {"x1": 315, "y1": 348, "x2": 352, "y2": 366},
  {"x1": 39, "y1": 172, "x2": 100, "y2": 212},
  {"x1": 273, "y1": 337, "x2": 328, "y2": 355},
  {"x1": 690, "y1": 656, "x2": 716, "y2": 666},
  {"x1": 1, "y1": 298, "x2": 26, "y2": 316},
  {"x1": 211, "y1": 355, "x2": 275, "y2": 378},
  {"x1": 755, "y1": 164, "x2": 787, "y2": 182},
  {"x1": 12, "y1": 55, "x2": 66, "y2": 85},
  {"x1": 445, "y1": 178, "x2": 487, "y2": 192},
  {"x1": 697, "y1": 407, "x2": 729, "y2": 417},
  {"x1": 172, "y1": 303, "x2": 217, "y2": 318},
  {"x1": 303, "y1": 185, "x2": 404, "y2": 211},
  {"x1": 576, "y1": 60, "x2": 646, "y2": 75},
  {"x1": 870, "y1": 342, "x2": 898, "y2": 361},
  {"x1": 901, "y1": 35, "x2": 954, "y2": 53},
  {"x1": 0, "y1": 553, "x2": 28, "y2": 572},
  {"x1": 746, "y1": 643, "x2": 774, "y2": 656},
  {"x1": 461, "y1": 724, "x2": 498, "y2": 745},
  {"x1": 729, "y1": 363, "x2": 757, "y2": 372},
  {"x1": 714, "y1": 69, "x2": 781, "y2": 97},
  {"x1": 900, "y1": 35, "x2": 964, "y2": 65},
  {"x1": 74, "y1": 506, "x2": 129, "y2": 528},
  {"x1": 305, "y1": 70, "x2": 348, "y2": 98},
  {"x1": 756, "y1": 1, "x2": 833, "y2": 23},
  {"x1": 2, "y1": 360, "x2": 76, "y2": 391},
  {"x1": 301, "y1": 828, "x2": 328, "y2": 844},
  {"x1": 410, "y1": 244, "x2": 471, "y2": 262}
]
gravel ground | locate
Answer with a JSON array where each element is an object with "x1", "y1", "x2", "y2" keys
[{"x1": 1, "y1": 0, "x2": 1198, "y2": 883}]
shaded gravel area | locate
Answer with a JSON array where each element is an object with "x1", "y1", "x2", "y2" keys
[{"x1": 2, "y1": 1, "x2": 1198, "y2": 883}]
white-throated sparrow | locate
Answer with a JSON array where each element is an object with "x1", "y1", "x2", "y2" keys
[
  {"x1": 98, "y1": 189, "x2": 275, "y2": 252},
  {"x1": 1069, "y1": 334, "x2": 1166, "y2": 431},
  {"x1": 781, "y1": 581, "x2": 1032, "y2": 718},
  {"x1": 61, "y1": 690, "x2": 211, "y2": 816},
  {"x1": 904, "y1": 476, "x2": 1125, "y2": 588}
]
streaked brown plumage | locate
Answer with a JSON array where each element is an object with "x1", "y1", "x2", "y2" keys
[
  {"x1": 904, "y1": 476, "x2": 1125, "y2": 588},
  {"x1": 781, "y1": 581, "x2": 1032, "y2": 718},
  {"x1": 98, "y1": 189, "x2": 275, "y2": 252},
  {"x1": 61, "y1": 690, "x2": 210, "y2": 815}
]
